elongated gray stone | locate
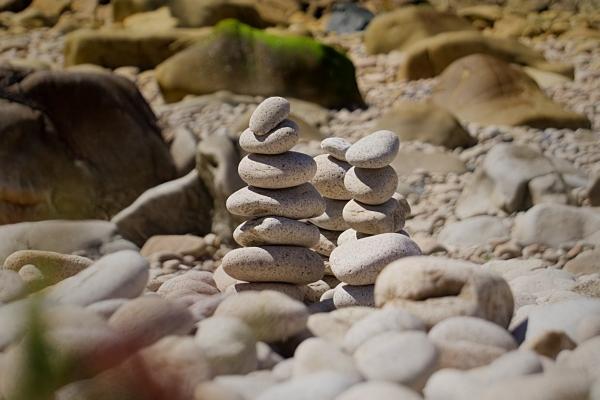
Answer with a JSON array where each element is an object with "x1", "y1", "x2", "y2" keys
[
  {"x1": 226, "y1": 184, "x2": 326, "y2": 219},
  {"x1": 234, "y1": 217, "x2": 320, "y2": 247},
  {"x1": 222, "y1": 246, "x2": 324, "y2": 284}
]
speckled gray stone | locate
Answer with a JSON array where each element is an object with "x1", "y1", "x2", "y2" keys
[
  {"x1": 309, "y1": 198, "x2": 350, "y2": 231},
  {"x1": 249, "y1": 97, "x2": 290, "y2": 135},
  {"x1": 226, "y1": 183, "x2": 326, "y2": 219},
  {"x1": 354, "y1": 331, "x2": 438, "y2": 390},
  {"x1": 330, "y1": 233, "x2": 421, "y2": 285},
  {"x1": 346, "y1": 130, "x2": 399, "y2": 168},
  {"x1": 343, "y1": 195, "x2": 409, "y2": 235},
  {"x1": 221, "y1": 246, "x2": 324, "y2": 284},
  {"x1": 321, "y1": 137, "x2": 351, "y2": 161},
  {"x1": 333, "y1": 283, "x2": 375, "y2": 308},
  {"x1": 239, "y1": 120, "x2": 299, "y2": 154},
  {"x1": 238, "y1": 152, "x2": 317, "y2": 189},
  {"x1": 311, "y1": 154, "x2": 353, "y2": 200},
  {"x1": 234, "y1": 217, "x2": 320, "y2": 248},
  {"x1": 344, "y1": 166, "x2": 398, "y2": 205},
  {"x1": 311, "y1": 230, "x2": 339, "y2": 257}
]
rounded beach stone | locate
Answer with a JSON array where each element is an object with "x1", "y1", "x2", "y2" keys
[
  {"x1": 228, "y1": 282, "x2": 305, "y2": 301},
  {"x1": 108, "y1": 296, "x2": 194, "y2": 349},
  {"x1": 345, "y1": 130, "x2": 399, "y2": 168},
  {"x1": 309, "y1": 198, "x2": 350, "y2": 231},
  {"x1": 321, "y1": 137, "x2": 351, "y2": 161},
  {"x1": 344, "y1": 166, "x2": 398, "y2": 205},
  {"x1": 337, "y1": 382, "x2": 423, "y2": 400},
  {"x1": 195, "y1": 316, "x2": 258, "y2": 375},
  {"x1": 333, "y1": 283, "x2": 375, "y2": 308},
  {"x1": 214, "y1": 290, "x2": 309, "y2": 342},
  {"x1": 249, "y1": 97, "x2": 290, "y2": 135},
  {"x1": 375, "y1": 256, "x2": 514, "y2": 328},
  {"x1": 234, "y1": 217, "x2": 320, "y2": 248},
  {"x1": 221, "y1": 246, "x2": 324, "y2": 284},
  {"x1": 293, "y1": 337, "x2": 359, "y2": 377},
  {"x1": 157, "y1": 275, "x2": 219, "y2": 297},
  {"x1": 238, "y1": 152, "x2": 317, "y2": 189},
  {"x1": 239, "y1": 120, "x2": 299, "y2": 154},
  {"x1": 354, "y1": 331, "x2": 438, "y2": 390},
  {"x1": 257, "y1": 371, "x2": 360, "y2": 400},
  {"x1": 311, "y1": 154, "x2": 353, "y2": 200},
  {"x1": 343, "y1": 195, "x2": 409, "y2": 234},
  {"x1": 214, "y1": 265, "x2": 237, "y2": 291},
  {"x1": 226, "y1": 183, "x2": 326, "y2": 219},
  {"x1": 330, "y1": 233, "x2": 421, "y2": 285},
  {"x1": 2, "y1": 250, "x2": 93, "y2": 286},
  {"x1": 429, "y1": 316, "x2": 517, "y2": 369},
  {"x1": 343, "y1": 308, "x2": 426, "y2": 353}
]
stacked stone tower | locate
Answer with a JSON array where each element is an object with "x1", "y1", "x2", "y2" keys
[
  {"x1": 329, "y1": 130, "x2": 422, "y2": 308},
  {"x1": 222, "y1": 97, "x2": 326, "y2": 299}
]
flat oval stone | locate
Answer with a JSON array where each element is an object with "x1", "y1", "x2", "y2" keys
[
  {"x1": 330, "y1": 233, "x2": 421, "y2": 285},
  {"x1": 221, "y1": 246, "x2": 324, "y2": 284},
  {"x1": 321, "y1": 137, "x2": 351, "y2": 161},
  {"x1": 344, "y1": 166, "x2": 398, "y2": 205},
  {"x1": 234, "y1": 217, "x2": 320, "y2": 248},
  {"x1": 311, "y1": 154, "x2": 353, "y2": 200},
  {"x1": 215, "y1": 290, "x2": 308, "y2": 342},
  {"x1": 239, "y1": 120, "x2": 299, "y2": 154},
  {"x1": 333, "y1": 283, "x2": 375, "y2": 308},
  {"x1": 238, "y1": 152, "x2": 317, "y2": 189},
  {"x1": 343, "y1": 194, "x2": 410, "y2": 234},
  {"x1": 226, "y1": 183, "x2": 326, "y2": 219},
  {"x1": 249, "y1": 97, "x2": 290, "y2": 135},
  {"x1": 346, "y1": 130, "x2": 399, "y2": 168},
  {"x1": 354, "y1": 331, "x2": 438, "y2": 390},
  {"x1": 309, "y1": 198, "x2": 349, "y2": 231}
]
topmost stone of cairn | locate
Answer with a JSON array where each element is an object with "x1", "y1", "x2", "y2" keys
[{"x1": 249, "y1": 96, "x2": 291, "y2": 135}]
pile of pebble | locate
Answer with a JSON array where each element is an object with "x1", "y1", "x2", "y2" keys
[
  {"x1": 222, "y1": 97, "x2": 326, "y2": 300},
  {"x1": 327, "y1": 130, "x2": 422, "y2": 308}
]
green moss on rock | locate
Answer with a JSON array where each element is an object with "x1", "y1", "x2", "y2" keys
[{"x1": 156, "y1": 19, "x2": 365, "y2": 109}]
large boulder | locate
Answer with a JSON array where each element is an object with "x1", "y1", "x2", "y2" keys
[
  {"x1": 431, "y1": 54, "x2": 590, "y2": 129},
  {"x1": 155, "y1": 19, "x2": 364, "y2": 109},
  {"x1": 364, "y1": 5, "x2": 474, "y2": 54},
  {"x1": 113, "y1": 0, "x2": 298, "y2": 26},
  {"x1": 374, "y1": 101, "x2": 475, "y2": 149},
  {"x1": 0, "y1": 70, "x2": 175, "y2": 225},
  {"x1": 398, "y1": 30, "x2": 573, "y2": 80},
  {"x1": 64, "y1": 28, "x2": 211, "y2": 70},
  {"x1": 513, "y1": 204, "x2": 600, "y2": 247}
]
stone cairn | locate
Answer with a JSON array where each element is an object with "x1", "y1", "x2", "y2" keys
[
  {"x1": 328, "y1": 130, "x2": 422, "y2": 308},
  {"x1": 309, "y1": 137, "x2": 354, "y2": 290},
  {"x1": 222, "y1": 97, "x2": 326, "y2": 300}
]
